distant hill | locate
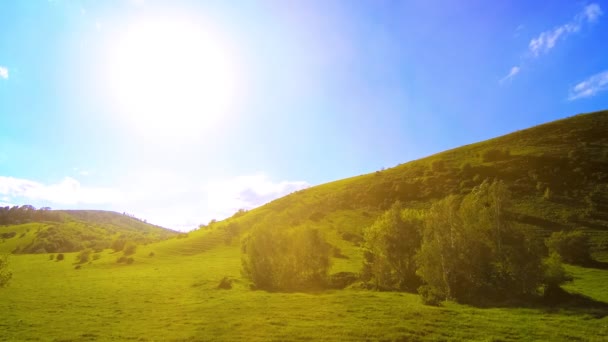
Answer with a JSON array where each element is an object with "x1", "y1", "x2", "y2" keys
[
  {"x1": 0, "y1": 207, "x2": 178, "y2": 254},
  {"x1": 182, "y1": 110, "x2": 608, "y2": 261}
]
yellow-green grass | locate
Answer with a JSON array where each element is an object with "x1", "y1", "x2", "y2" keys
[{"x1": 1, "y1": 241, "x2": 607, "y2": 341}]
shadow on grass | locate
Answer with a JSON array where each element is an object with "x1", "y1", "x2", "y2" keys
[
  {"x1": 469, "y1": 288, "x2": 608, "y2": 319},
  {"x1": 580, "y1": 259, "x2": 608, "y2": 270}
]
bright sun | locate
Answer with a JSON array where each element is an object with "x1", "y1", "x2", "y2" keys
[{"x1": 107, "y1": 16, "x2": 237, "y2": 137}]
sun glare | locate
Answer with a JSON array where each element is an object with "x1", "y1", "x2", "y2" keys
[{"x1": 107, "y1": 16, "x2": 238, "y2": 137}]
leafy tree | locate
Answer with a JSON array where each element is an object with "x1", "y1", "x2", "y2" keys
[
  {"x1": 416, "y1": 180, "x2": 545, "y2": 303},
  {"x1": 0, "y1": 254, "x2": 12, "y2": 287},
  {"x1": 242, "y1": 226, "x2": 331, "y2": 291},
  {"x1": 542, "y1": 252, "x2": 572, "y2": 297},
  {"x1": 362, "y1": 202, "x2": 422, "y2": 291}
]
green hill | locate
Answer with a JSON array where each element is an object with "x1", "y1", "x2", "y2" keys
[
  {"x1": 0, "y1": 208, "x2": 178, "y2": 254},
  {"x1": 181, "y1": 110, "x2": 608, "y2": 264}
]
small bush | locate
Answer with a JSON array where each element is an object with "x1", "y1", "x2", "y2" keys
[
  {"x1": 126, "y1": 257, "x2": 134, "y2": 264},
  {"x1": 0, "y1": 254, "x2": 13, "y2": 287},
  {"x1": 546, "y1": 230, "x2": 592, "y2": 265},
  {"x1": 418, "y1": 285, "x2": 443, "y2": 306},
  {"x1": 56, "y1": 253, "x2": 64, "y2": 261},
  {"x1": 149, "y1": 252, "x2": 155, "y2": 257},
  {"x1": 218, "y1": 276, "x2": 233, "y2": 289},
  {"x1": 76, "y1": 248, "x2": 93, "y2": 264},
  {"x1": 123, "y1": 242, "x2": 137, "y2": 256},
  {"x1": 74, "y1": 265, "x2": 81, "y2": 270},
  {"x1": 49, "y1": 254, "x2": 55, "y2": 261},
  {"x1": 92, "y1": 254, "x2": 101, "y2": 261}
]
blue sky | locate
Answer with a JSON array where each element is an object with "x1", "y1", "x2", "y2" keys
[{"x1": 1, "y1": 0, "x2": 607, "y2": 230}]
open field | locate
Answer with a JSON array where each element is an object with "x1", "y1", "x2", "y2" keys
[{"x1": 1, "y1": 241, "x2": 607, "y2": 341}]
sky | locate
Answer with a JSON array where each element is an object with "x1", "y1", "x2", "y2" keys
[{"x1": 1, "y1": 0, "x2": 608, "y2": 231}]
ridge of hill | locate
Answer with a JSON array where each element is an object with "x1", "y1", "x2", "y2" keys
[{"x1": 0, "y1": 208, "x2": 178, "y2": 254}]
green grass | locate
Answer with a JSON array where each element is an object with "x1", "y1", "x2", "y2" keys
[{"x1": 1, "y1": 243, "x2": 607, "y2": 341}]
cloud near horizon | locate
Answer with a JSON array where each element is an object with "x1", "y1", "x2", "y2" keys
[
  {"x1": 568, "y1": 70, "x2": 608, "y2": 100},
  {"x1": 0, "y1": 173, "x2": 310, "y2": 231},
  {"x1": 0, "y1": 66, "x2": 8, "y2": 79}
]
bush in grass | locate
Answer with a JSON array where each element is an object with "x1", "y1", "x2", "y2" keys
[
  {"x1": 56, "y1": 253, "x2": 64, "y2": 261},
  {"x1": 241, "y1": 226, "x2": 331, "y2": 291},
  {"x1": 545, "y1": 230, "x2": 592, "y2": 265},
  {"x1": 0, "y1": 254, "x2": 12, "y2": 287},
  {"x1": 76, "y1": 248, "x2": 93, "y2": 264},
  {"x1": 49, "y1": 254, "x2": 55, "y2": 261},
  {"x1": 123, "y1": 242, "x2": 137, "y2": 256},
  {"x1": 218, "y1": 276, "x2": 233, "y2": 289}
]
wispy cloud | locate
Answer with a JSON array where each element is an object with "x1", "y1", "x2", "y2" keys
[
  {"x1": 0, "y1": 176, "x2": 121, "y2": 205},
  {"x1": 568, "y1": 70, "x2": 608, "y2": 100},
  {"x1": 528, "y1": 3, "x2": 602, "y2": 57},
  {"x1": 501, "y1": 3, "x2": 602, "y2": 83},
  {"x1": 500, "y1": 66, "x2": 521, "y2": 84},
  {"x1": 0, "y1": 66, "x2": 8, "y2": 79}
]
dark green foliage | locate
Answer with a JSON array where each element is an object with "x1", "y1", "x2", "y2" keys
[
  {"x1": 123, "y1": 242, "x2": 137, "y2": 256},
  {"x1": 116, "y1": 256, "x2": 135, "y2": 264},
  {"x1": 416, "y1": 181, "x2": 545, "y2": 303},
  {"x1": 111, "y1": 239, "x2": 126, "y2": 252},
  {"x1": 0, "y1": 254, "x2": 12, "y2": 287},
  {"x1": 328, "y1": 272, "x2": 358, "y2": 289},
  {"x1": 0, "y1": 205, "x2": 61, "y2": 225},
  {"x1": 56, "y1": 253, "x2": 64, "y2": 261},
  {"x1": 49, "y1": 254, "x2": 54, "y2": 261},
  {"x1": 149, "y1": 252, "x2": 155, "y2": 257},
  {"x1": 217, "y1": 276, "x2": 233, "y2": 289},
  {"x1": 77, "y1": 248, "x2": 93, "y2": 264},
  {"x1": 241, "y1": 226, "x2": 332, "y2": 291},
  {"x1": 362, "y1": 202, "x2": 422, "y2": 291},
  {"x1": 481, "y1": 148, "x2": 510, "y2": 162},
  {"x1": 546, "y1": 230, "x2": 592, "y2": 265},
  {"x1": 542, "y1": 252, "x2": 572, "y2": 297}
]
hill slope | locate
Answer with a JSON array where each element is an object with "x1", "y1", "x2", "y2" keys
[
  {"x1": 179, "y1": 110, "x2": 608, "y2": 261},
  {"x1": 0, "y1": 208, "x2": 178, "y2": 254}
]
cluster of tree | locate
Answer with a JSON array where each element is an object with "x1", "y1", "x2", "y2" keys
[
  {"x1": 241, "y1": 226, "x2": 331, "y2": 291},
  {"x1": 363, "y1": 180, "x2": 574, "y2": 305},
  {"x1": 0, "y1": 205, "x2": 61, "y2": 225}
]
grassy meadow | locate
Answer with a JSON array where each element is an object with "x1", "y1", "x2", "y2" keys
[{"x1": 1, "y1": 234, "x2": 607, "y2": 341}]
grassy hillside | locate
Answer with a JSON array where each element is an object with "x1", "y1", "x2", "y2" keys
[
  {"x1": 203, "y1": 110, "x2": 608, "y2": 259},
  {"x1": 0, "y1": 209, "x2": 178, "y2": 254},
  {"x1": 1, "y1": 110, "x2": 608, "y2": 341}
]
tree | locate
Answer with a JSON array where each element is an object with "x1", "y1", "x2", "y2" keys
[
  {"x1": 362, "y1": 202, "x2": 422, "y2": 291},
  {"x1": 416, "y1": 180, "x2": 545, "y2": 304},
  {"x1": 242, "y1": 226, "x2": 331, "y2": 291},
  {"x1": 0, "y1": 254, "x2": 13, "y2": 287}
]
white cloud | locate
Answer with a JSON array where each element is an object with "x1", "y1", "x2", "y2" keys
[
  {"x1": 579, "y1": 3, "x2": 603, "y2": 23},
  {"x1": 528, "y1": 3, "x2": 602, "y2": 57},
  {"x1": 0, "y1": 176, "x2": 121, "y2": 205},
  {"x1": 568, "y1": 70, "x2": 608, "y2": 100},
  {"x1": 0, "y1": 173, "x2": 309, "y2": 231},
  {"x1": 500, "y1": 66, "x2": 521, "y2": 83},
  {"x1": 0, "y1": 66, "x2": 8, "y2": 79}
]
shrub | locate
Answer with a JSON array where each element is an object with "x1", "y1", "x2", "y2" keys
[
  {"x1": 76, "y1": 248, "x2": 93, "y2": 264},
  {"x1": 218, "y1": 276, "x2": 233, "y2": 289},
  {"x1": 56, "y1": 253, "x2": 64, "y2": 261},
  {"x1": 542, "y1": 252, "x2": 571, "y2": 298},
  {"x1": 545, "y1": 230, "x2": 592, "y2": 265},
  {"x1": 92, "y1": 254, "x2": 101, "y2": 261},
  {"x1": 149, "y1": 252, "x2": 155, "y2": 257},
  {"x1": 123, "y1": 242, "x2": 137, "y2": 256},
  {"x1": 0, "y1": 254, "x2": 12, "y2": 287},
  {"x1": 49, "y1": 254, "x2": 55, "y2": 261}
]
